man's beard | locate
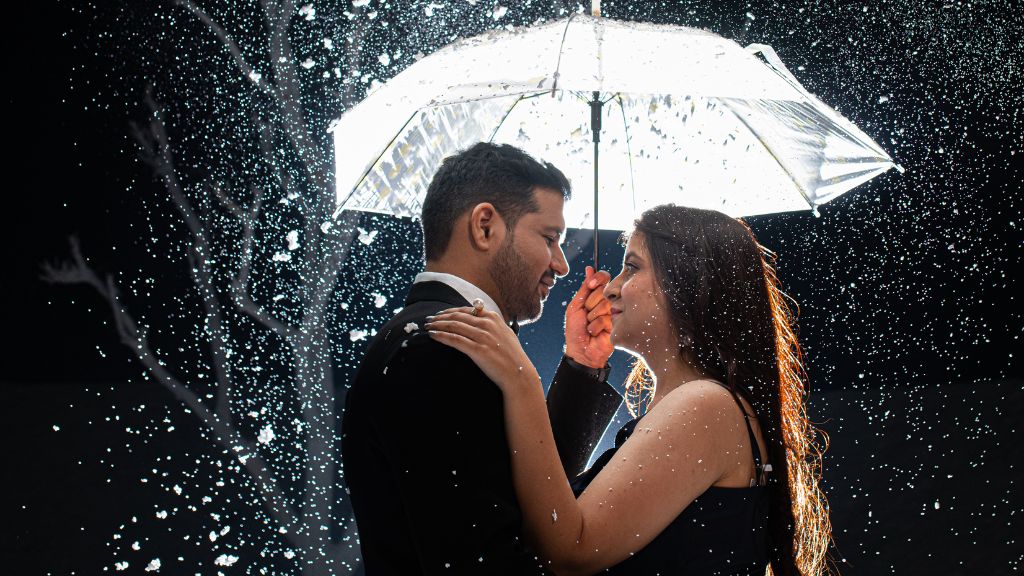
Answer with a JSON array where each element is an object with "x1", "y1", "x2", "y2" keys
[{"x1": 488, "y1": 233, "x2": 544, "y2": 325}]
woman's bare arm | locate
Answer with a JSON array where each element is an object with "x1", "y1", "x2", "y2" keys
[
  {"x1": 423, "y1": 307, "x2": 745, "y2": 575},
  {"x1": 502, "y1": 376, "x2": 740, "y2": 576}
]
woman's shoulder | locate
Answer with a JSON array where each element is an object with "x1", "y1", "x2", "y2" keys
[
  {"x1": 622, "y1": 382, "x2": 742, "y2": 454},
  {"x1": 638, "y1": 380, "x2": 751, "y2": 457},
  {"x1": 654, "y1": 378, "x2": 742, "y2": 418}
]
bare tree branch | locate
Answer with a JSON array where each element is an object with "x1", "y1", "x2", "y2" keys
[
  {"x1": 211, "y1": 182, "x2": 245, "y2": 220},
  {"x1": 135, "y1": 89, "x2": 301, "y2": 347},
  {"x1": 41, "y1": 237, "x2": 302, "y2": 539},
  {"x1": 299, "y1": 4, "x2": 369, "y2": 313},
  {"x1": 313, "y1": 210, "x2": 359, "y2": 315},
  {"x1": 339, "y1": 5, "x2": 369, "y2": 111},
  {"x1": 133, "y1": 90, "x2": 243, "y2": 422},
  {"x1": 235, "y1": 189, "x2": 263, "y2": 291},
  {"x1": 49, "y1": 1, "x2": 380, "y2": 565},
  {"x1": 258, "y1": 0, "x2": 282, "y2": 28},
  {"x1": 128, "y1": 87, "x2": 308, "y2": 539},
  {"x1": 180, "y1": 0, "x2": 370, "y2": 301},
  {"x1": 183, "y1": 245, "x2": 232, "y2": 423},
  {"x1": 263, "y1": 0, "x2": 323, "y2": 199},
  {"x1": 175, "y1": 0, "x2": 279, "y2": 100},
  {"x1": 131, "y1": 88, "x2": 203, "y2": 241},
  {"x1": 222, "y1": 185, "x2": 298, "y2": 342},
  {"x1": 231, "y1": 280, "x2": 299, "y2": 341},
  {"x1": 253, "y1": 112, "x2": 311, "y2": 219}
]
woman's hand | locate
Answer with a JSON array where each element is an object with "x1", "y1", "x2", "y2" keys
[
  {"x1": 425, "y1": 307, "x2": 539, "y2": 393},
  {"x1": 564, "y1": 266, "x2": 614, "y2": 369}
]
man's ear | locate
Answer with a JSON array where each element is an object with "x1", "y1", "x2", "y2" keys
[{"x1": 468, "y1": 202, "x2": 505, "y2": 251}]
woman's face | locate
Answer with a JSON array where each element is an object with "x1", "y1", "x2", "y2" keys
[{"x1": 603, "y1": 233, "x2": 675, "y2": 358}]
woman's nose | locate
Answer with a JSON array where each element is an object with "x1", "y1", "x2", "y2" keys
[{"x1": 603, "y1": 282, "x2": 618, "y2": 301}]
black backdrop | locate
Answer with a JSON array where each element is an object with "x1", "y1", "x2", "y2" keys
[{"x1": 4, "y1": 1, "x2": 1021, "y2": 574}]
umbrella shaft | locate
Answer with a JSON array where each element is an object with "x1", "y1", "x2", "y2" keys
[
  {"x1": 591, "y1": 92, "x2": 602, "y2": 269},
  {"x1": 593, "y1": 137, "x2": 600, "y2": 269}
]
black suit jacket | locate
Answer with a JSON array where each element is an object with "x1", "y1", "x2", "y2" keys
[{"x1": 341, "y1": 280, "x2": 621, "y2": 575}]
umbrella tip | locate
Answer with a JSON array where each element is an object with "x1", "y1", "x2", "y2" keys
[{"x1": 591, "y1": 0, "x2": 601, "y2": 17}]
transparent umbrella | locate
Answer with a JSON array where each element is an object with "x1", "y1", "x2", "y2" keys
[{"x1": 331, "y1": 6, "x2": 900, "y2": 267}]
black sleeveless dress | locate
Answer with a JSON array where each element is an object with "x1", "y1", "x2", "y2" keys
[{"x1": 570, "y1": 383, "x2": 772, "y2": 576}]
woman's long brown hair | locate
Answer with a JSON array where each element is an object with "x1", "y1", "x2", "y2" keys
[{"x1": 620, "y1": 205, "x2": 831, "y2": 576}]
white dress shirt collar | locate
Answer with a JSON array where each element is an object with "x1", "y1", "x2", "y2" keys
[{"x1": 413, "y1": 271, "x2": 502, "y2": 316}]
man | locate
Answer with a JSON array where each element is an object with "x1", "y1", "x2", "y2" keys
[{"x1": 341, "y1": 142, "x2": 621, "y2": 575}]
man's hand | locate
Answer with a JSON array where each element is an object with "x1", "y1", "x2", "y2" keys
[{"x1": 564, "y1": 265, "x2": 614, "y2": 369}]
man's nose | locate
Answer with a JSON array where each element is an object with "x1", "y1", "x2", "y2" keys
[{"x1": 552, "y1": 245, "x2": 570, "y2": 278}]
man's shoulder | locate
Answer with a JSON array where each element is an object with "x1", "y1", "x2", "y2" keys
[
  {"x1": 349, "y1": 314, "x2": 500, "y2": 429},
  {"x1": 356, "y1": 299, "x2": 485, "y2": 386},
  {"x1": 373, "y1": 300, "x2": 470, "y2": 360},
  {"x1": 378, "y1": 297, "x2": 455, "y2": 337}
]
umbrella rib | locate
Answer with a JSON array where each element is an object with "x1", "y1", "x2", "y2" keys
[
  {"x1": 615, "y1": 94, "x2": 638, "y2": 216},
  {"x1": 570, "y1": 90, "x2": 591, "y2": 105},
  {"x1": 550, "y1": 13, "x2": 581, "y2": 95},
  {"x1": 335, "y1": 111, "x2": 420, "y2": 216},
  {"x1": 720, "y1": 100, "x2": 817, "y2": 212},
  {"x1": 486, "y1": 94, "x2": 528, "y2": 143},
  {"x1": 750, "y1": 44, "x2": 897, "y2": 165}
]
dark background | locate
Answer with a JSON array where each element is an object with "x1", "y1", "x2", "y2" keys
[{"x1": 4, "y1": 0, "x2": 1022, "y2": 574}]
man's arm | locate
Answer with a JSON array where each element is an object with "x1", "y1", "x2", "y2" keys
[
  {"x1": 546, "y1": 355, "x2": 621, "y2": 479},
  {"x1": 549, "y1": 266, "x2": 620, "y2": 478},
  {"x1": 374, "y1": 336, "x2": 548, "y2": 576}
]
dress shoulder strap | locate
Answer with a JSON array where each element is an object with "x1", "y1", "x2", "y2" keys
[{"x1": 706, "y1": 379, "x2": 772, "y2": 486}]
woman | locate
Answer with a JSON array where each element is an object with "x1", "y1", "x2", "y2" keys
[{"x1": 425, "y1": 204, "x2": 831, "y2": 575}]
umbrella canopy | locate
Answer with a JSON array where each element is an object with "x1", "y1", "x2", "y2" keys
[{"x1": 331, "y1": 14, "x2": 899, "y2": 231}]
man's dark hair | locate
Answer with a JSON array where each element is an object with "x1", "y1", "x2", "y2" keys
[{"x1": 420, "y1": 142, "x2": 571, "y2": 261}]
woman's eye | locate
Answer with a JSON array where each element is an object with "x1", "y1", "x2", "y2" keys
[{"x1": 624, "y1": 262, "x2": 637, "y2": 273}]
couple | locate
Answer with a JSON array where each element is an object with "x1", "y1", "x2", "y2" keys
[{"x1": 341, "y1": 143, "x2": 830, "y2": 575}]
